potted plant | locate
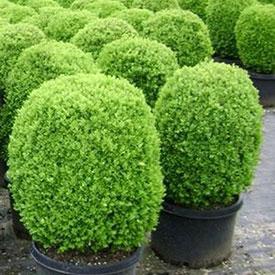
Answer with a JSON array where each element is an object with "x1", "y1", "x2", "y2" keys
[
  {"x1": 152, "y1": 62, "x2": 263, "y2": 268},
  {"x1": 235, "y1": 4, "x2": 275, "y2": 107},
  {"x1": 8, "y1": 73, "x2": 164, "y2": 274},
  {"x1": 97, "y1": 36, "x2": 179, "y2": 106},
  {"x1": 142, "y1": 9, "x2": 213, "y2": 67},
  {"x1": 206, "y1": 0, "x2": 256, "y2": 64}
]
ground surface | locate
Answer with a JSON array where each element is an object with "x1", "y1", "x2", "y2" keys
[{"x1": 0, "y1": 110, "x2": 275, "y2": 275}]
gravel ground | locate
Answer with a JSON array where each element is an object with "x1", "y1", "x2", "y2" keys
[{"x1": 0, "y1": 110, "x2": 275, "y2": 275}]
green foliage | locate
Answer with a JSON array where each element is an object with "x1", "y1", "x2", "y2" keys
[
  {"x1": 206, "y1": 0, "x2": 257, "y2": 59},
  {"x1": 17, "y1": 0, "x2": 60, "y2": 11},
  {"x1": 143, "y1": 9, "x2": 213, "y2": 67},
  {"x1": 0, "y1": 41, "x2": 98, "y2": 160},
  {"x1": 258, "y1": 0, "x2": 275, "y2": 3},
  {"x1": 111, "y1": 8, "x2": 153, "y2": 33},
  {"x1": 235, "y1": 4, "x2": 275, "y2": 74},
  {"x1": 71, "y1": 18, "x2": 138, "y2": 59},
  {"x1": 0, "y1": 23, "x2": 45, "y2": 92},
  {"x1": 132, "y1": 0, "x2": 179, "y2": 12},
  {"x1": 178, "y1": 0, "x2": 208, "y2": 20},
  {"x1": 0, "y1": 3, "x2": 37, "y2": 23},
  {"x1": 54, "y1": 0, "x2": 75, "y2": 7},
  {"x1": 70, "y1": 0, "x2": 132, "y2": 9},
  {"x1": 9, "y1": 73, "x2": 164, "y2": 252},
  {"x1": 44, "y1": 10, "x2": 96, "y2": 42},
  {"x1": 155, "y1": 62, "x2": 263, "y2": 209},
  {"x1": 98, "y1": 37, "x2": 179, "y2": 106}
]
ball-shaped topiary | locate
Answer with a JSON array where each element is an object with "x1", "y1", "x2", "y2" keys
[
  {"x1": 0, "y1": 23, "x2": 45, "y2": 92},
  {"x1": 18, "y1": 0, "x2": 60, "y2": 11},
  {"x1": 70, "y1": 0, "x2": 131, "y2": 9},
  {"x1": 143, "y1": 9, "x2": 213, "y2": 67},
  {"x1": 155, "y1": 62, "x2": 263, "y2": 209},
  {"x1": 9, "y1": 73, "x2": 164, "y2": 252},
  {"x1": 44, "y1": 10, "x2": 96, "y2": 42},
  {"x1": 98, "y1": 37, "x2": 179, "y2": 106},
  {"x1": 111, "y1": 8, "x2": 153, "y2": 33},
  {"x1": 132, "y1": 0, "x2": 179, "y2": 12},
  {"x1": 177, "y1": 0, "x2": 208, "y2": 20},
  {"x1": 206, "y1": 0, "x2": 257, "y2": 59},
  {"x1": 0, "y1": 41, "x2": 98, "y2": 160},
  {"x1": 0, "y1": 3, "x2": 37, "y2": 23},
  {"x1": 71, "y1": 18, "x2": 138, "y2": 59},
  {"x1": 235, "y1": 4, "x2": 275, "y2": 74}
]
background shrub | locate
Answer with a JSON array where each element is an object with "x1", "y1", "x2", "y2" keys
[
  {"x1": 177, "y1": 0, "x2": 208, "y2": 20},
  {"x1": 0, "y1": 23, "x2": 45, "y2": 92},
  {"x1": 235, "y1": 4, "x2": 275, "y2": 74},
  {"x1": 71, "y1": 18, "x2": 138, "y2": 59},
  {"x1": 17, "y1": 0, "x2": 60, "y2": 11},
  {"x1": 143, "y1": 9, "x2": 213, "y2": 66},
  {"x1": 98, "y1": 37, "x2": 179, "y2": 106},
  {"x1": 70, "y1": 0, "x2": 132, "y2": 9},
  {"x1": 111, "y1": 8, "x2": 153, "y2": 33},
  {"x1": 206, "y1": 0, "x2": 257, "y2": 59},
  {"x1": 155, "y1": 62, "x2": 263, "y2": 209},
  {"x1": 132, "y1": 0, "x2": 179, "y2": 12},
  {"x1": 0, "y1": 41, "x2": 97, "y2": 160},
  {"x1": 9, "y1": 73, "x2": 164, "y2": 252}
]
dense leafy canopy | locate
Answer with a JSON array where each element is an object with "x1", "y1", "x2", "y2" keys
[{"x1": 132, "y1": 0, "x2": 179, "y2": 12}]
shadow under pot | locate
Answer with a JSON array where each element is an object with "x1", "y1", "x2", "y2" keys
[
  {"x1": 4, "y1": 174, "x2": 31, "y2": 240},
  {"x1": 31, "y1": 242, "x2": 143, "y2": 275},
  {"x1": 151, "y1": 197, "x2": 243, "y2": 268}
]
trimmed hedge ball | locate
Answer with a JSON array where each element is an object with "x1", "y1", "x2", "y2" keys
[
  {"x1": 177, "y1": 0, "x2": 208, "y2": 20},
  {"x1": 111, "y1": 8, "x2": 153, "y2": 33},
  {"x1": 72, "y1": 18, "x2": 138, "y2": 59},
  {"x1": 9, "y1": 73, "x2": 164, "y2": 253},
  {"x1": 235, "y1": 4, "x2": 275, "y2": 74},
  {"x1": 143, "y1": 9, "x2": 213, "y2": 67},
  {"x1": 155, "y1": 62, "x2": 263, "y2": 209},
  {"x1": 44, "y1": 10, "x2": 96, "y2": 42},
  {"x1": 17, "y1": 0, "x2": 60, "y2": 11},
  {"x1": 206, "y1": 0, "x2": 257, "y2": 59},
  {"x1": 98, "y1": 37, "x2": 179, "y2": 106},
  {"x1": 70, "y1": 0, "x2": 131, "y2": 9},
  {"x1": 0, "y1": 23, "x2": 45, "y2": 91},
  {"x1": 0, "y1": 41, "x2": 98, "y2": 160},
  {"x1": 132, "y1": 0, "x2": 179, "y2": 12}
]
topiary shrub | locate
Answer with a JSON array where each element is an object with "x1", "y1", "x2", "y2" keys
[
  {"x1": 98, "y1": 37, "x2": 179, "y2": 106},
  {"x1": 206, "y1": 0, "x2": 257, "y2": 59},
  {"x1": 70, "y1": 0, "x2": 131, "y2": 9},
  {"x1": 8, "y1": 73, "x2": 164, "y2": 252},
  {"x1": 177, "y1": 0, "x2": 208, "y2": 20},
  {"x1": 18, "y1": 0, "x2": 60, "y2": 11},
  {"x1": 155, "y1": 62, "x2": 263, "y2": 209},
  {"x1": 143, "y1": 9, "x2": 213, "y2": 67},
  {"x1": 71, "y1": 18, "x2": 138, "y2": 59},
  {"x1": 0, "y1": 23, "x2": 45, "y2": 92},
  {"x1": 44, "y1": 10, "x2": 96, "y2": 42},
  {"x1": 0, "y1": 41, "x2": 98, "y2": 160},
  {"x1": 132, "y1": 0, "x2": 179, "y2": 12},
  {"x1": 111, "y1": 8, "x2": 153, "y2": 33},
  {"x1": 235, "y1": 4, "x2": 275, "y2": 74},
  {"x1": 0, "y1": 3, "x2": 37, "y2": 23}
]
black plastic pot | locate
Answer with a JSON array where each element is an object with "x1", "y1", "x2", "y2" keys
[
  {"x1": 4, "y1": 174, "x2": 31, "y2": 240},
  {"x1": 151, "y1": 198, "x2": 243, "y2": 268},
  {"x1": 248, "y1": 71, "x2": 275, "y2": 107},
  {"x1": 31, "y1": 243, "x2": 142, "y2": 275}
]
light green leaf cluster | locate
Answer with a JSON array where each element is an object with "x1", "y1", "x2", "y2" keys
[
  {"x1": 71, "y1": 18, "x2": 138, "y2": 59},
  {"x1": 9, "y1": 73, "x2": 164, "y2": 252},
  {"x1": 177, "y1": 0, "x2": 208, "y2": 20},
  {"x1": 17, "y1": 0, "x2": 60, "y2": 11},
  {"x1": 98, "y1": 37, "x2": 179, "y2": 106},
  {"x1": 132, "y1": 0, "x2": 179, "y2": 12},
  {"x1": 235, "y1": 4, "x2": 275, "y2": 74},
  {"x1": 155, "y1": 62, "x2": 263, "y2": 209},
  {"x1": 143, "y1": 9, "x2": 213, "y2": 66},
  {"x1": 70, "y1": 0, "x2": 131, "y2": 9}
]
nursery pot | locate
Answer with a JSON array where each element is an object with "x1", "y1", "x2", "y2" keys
[
  {"x1": 248, "y1": 71, "x2": 275, "y2": 107},
  {"x1": 4, "y1": 174, "x2": 31, "y2": 240},
  {"x1": 31, "y1": 243, "x2": 143, "y2": 275},
  {"x1": 151, "y1": 197, "x2": 243, "y2": 268}
]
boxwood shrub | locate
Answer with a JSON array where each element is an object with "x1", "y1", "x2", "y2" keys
[
  {"x1": 9, "y1": 73, "x2": 164, "y2": 253},
  {"x1": 98, "y1": 37, "x2": 179, "y2": 106},
  {"x1": 206, "y1": 0, "x2": 256, "y2": 59},
  {"x1": 143, "y1": 9, "x2": 213, "y2": 67},
  {"x1": 0, "y1": 41, "x2": 97, "y2": 160},
  {"x1": 71, "y1": 18, "x2": 138, "y2": 59},
  {"x1": 132, "y1": 0, "x2": 179, "y2": 12},
  {"x1": 111, "y1": 8, "x2": 153, "y2": 33},
  {"x1": 17, "y1": 0, "x2": 60, "y2": 11},
  {"x1": 177, "y1": 0, "x2": 208, "y2": 20},
  {"x1": 70, "y1": 0, "x2": 131, "y2": 9},
  {"x1": 155, "y1": 62, "x2": 263, "y2": 209},
  {"x1": 0, "y1": 23, "x2": 45, "y2": 92},
  {"x1": 235, "y1": 4, "x2": 275, "y2": 74}
]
